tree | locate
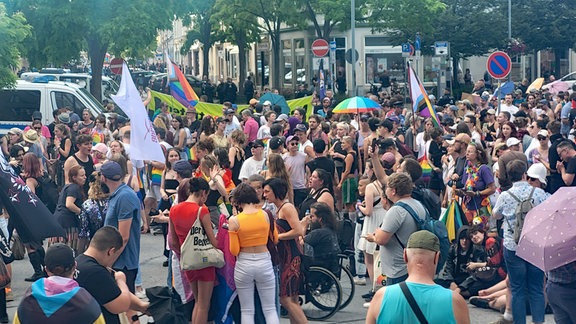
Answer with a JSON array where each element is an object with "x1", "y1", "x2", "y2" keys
[
  {"x1": 179, "y1": 0, "x2": 221, "y2": 79},
  {"x1": 212, "y1": 0, "x2": 260, "y2": 94},
  {"x1": 227, "y1": 0, "x2": 302, "y2": 89},
  {"x1": 510, "y1": 0, "x2": 576, "y2": 77},
  {"x1": 299, "y1": 0, "x2": 362, "y2": 40},
  {"x1": 0, "y1": 3, "x2": 30, "y2": 88},
  {"x1": 14, "y1": 0, "x2": 176, "y2": 101}
]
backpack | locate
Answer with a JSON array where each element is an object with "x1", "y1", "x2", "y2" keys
[
  {"x1": 337, "y1": 213, "x2": 355, "y2": 253},
  {"x1": 395, "y1": 201, "x2": 450, "y2": 274},
  {"x1": 412, "y1": 187, "x2": 441, "y2": 220},
  {"x1": 36, "y1": 174, "x2": 59, "y2": 213},
  {"x1": 506, "y1": 187, "x2": 535, "y2": 244}
]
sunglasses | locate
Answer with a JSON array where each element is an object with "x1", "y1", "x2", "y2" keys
[
  {"x1": 33, "y1": 127, "x2": 42, "y2": 131},
  {"x1": 537, "y1": 136, "x2": 547, "y2": 141},
  {"x1": 289, "y1": 142, "x2": 299, "y2": 146},
  {"x1": 251, "y1": 145, "x2": 263, "y2": 149}
]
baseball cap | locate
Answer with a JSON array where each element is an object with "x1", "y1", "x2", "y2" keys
[
  {"x1": 225, "y1": 108, "x2": 235, "y2": 115},
  {"x1": 216, "y1": 116, "x2": 229, "y2": 123},
  {"x1": 249, "y1": 98, "x2": 258, "y2": 105},
  {"x1": 32, "y1": 111, "x2": 42, "y2": 121},
  {"x1": 506, "y1": 137, "x2": 521, "y2": 147},
  {"x1": 428, "y1": 94, "x2": 436, "y2": 101},
  {"x1": 269, "y1": 136, "x2": 285, "y2": 150},
  {"x1": 406, "y1": 230, "x2": 440, "y2": 252},
  {"x1": 275, "y1": 114, "x2": 289, "y2": 122},
  {"x1": 486, "y1": 108, "x2": 496, "y2": 115},
  {"x1": 450, "y1": 105, "x2": 458, "y2": 111},
  {"x1": 286, "y1": 135, "x2": 300, "y2": 145},
  {"x1": 381, "y1": 152, "x2": 396, "y2": 164},
  {"x1": 100, "y1": 161, "x2": 124, "y2": 181},
  {"x1": 7, "y1": 127, "x2": 22, "y2": 136},
  {"x1": 92, "y1": 143, "x2": 108, "y2": 155},
  {"x1": 527, "y1": 163, "x2": 547, "y2": 185},
  {"x1": 294, "y1": 123, "x2": 307, "y2": 133},
  {"x1": 173, "y1": 160, "x2": 193, "y2": 175},
  {"x1": 537, "y1": 130, "x2": 549, "y2": 137},
  {"x1": 45, "y1": 243, "x2": 75, "y2": 272},
  {"x1": 263, "y1": 100, "x2": 272, "y2": 106},
  {"x1": 251, "y1": 139, "x2": 265, "y2": 148}
]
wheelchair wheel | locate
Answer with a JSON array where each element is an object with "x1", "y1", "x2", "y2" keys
[
  {"x1": 301, "y1": 266, "x2": 342, "y2": 321},
  {"x1": 337, "y1": 264, "x2": 355, "y2": 310}
]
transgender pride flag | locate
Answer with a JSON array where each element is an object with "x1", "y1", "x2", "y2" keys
[
  {"x1": 165, "y1": 53, "x2": 199, "y2": 107},
  {"x1": 408, "y1": 62, "x2": 440, "y2": 127}
]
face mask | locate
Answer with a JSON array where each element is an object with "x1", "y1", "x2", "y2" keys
[{"x1": 100, "y1": 182, "x2": 110, "y2": 194}]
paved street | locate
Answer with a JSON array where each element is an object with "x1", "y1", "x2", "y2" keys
[{"x1": 5, "y1": 233, "x2": 555, "y2": 323}]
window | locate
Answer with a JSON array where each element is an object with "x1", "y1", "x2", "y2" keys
[
  {"x1": 51, "y1": 91, "x2": 89, "y2": 117},
  {"x1": 0, "y1": 89, "x2": 41, "y2": 122},
  {"x1": 365, "y1": 53, "x2": 405, "y2": 84}
]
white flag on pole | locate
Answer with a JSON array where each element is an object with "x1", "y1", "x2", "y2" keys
[{"x1": 111, "y1": 62, "x2": 165, "y2": 163}]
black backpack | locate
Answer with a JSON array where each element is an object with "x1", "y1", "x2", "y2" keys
[
  {"x1": 36, "y1": 174, "x2": 58, "y2": 213},
  {"x1": 337, "y1": 213, "x2": 355, "y2": 252},
  {"x1": 412, "y1": 187, "x2": 441, "y2": 220}
]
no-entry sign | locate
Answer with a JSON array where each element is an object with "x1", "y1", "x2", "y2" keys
[
  {"x1": 110, "y1": 58, "x2": 124, "y2": 75},
  {"x1": 486, "y1": 51, "x2": 511, "y2": 79},
  {"x1": 312, "y1": 39, "x2": 330, "y2": 57}
]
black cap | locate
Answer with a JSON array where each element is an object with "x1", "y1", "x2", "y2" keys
[
  {"x1": 251, "y1": 139, "x2": 265, "y2": 148},
  {"x1": 32, "y1": 111, "x2": 42, "y2": 121},
  {"x1": 45, "y1": 243, "x2": 75, "y2": 272},
  {"x1": 269, "y1": 136, "x2": 284, "y2": 150},
  {"x1": 514, "y1": 110, "x2": 528, "y2": 118}
]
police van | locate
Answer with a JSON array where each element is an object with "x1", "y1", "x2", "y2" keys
[
  {"x1": 20, "y1": 72, "x2": 119, "y2": 101},
  {"x1": 0, "y1": 80, "x2": 105, "y2": 134}
]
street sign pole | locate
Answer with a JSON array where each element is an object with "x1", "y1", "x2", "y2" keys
[{"x1": 351, "y1": 0, "x2": 356, "y2": 97}]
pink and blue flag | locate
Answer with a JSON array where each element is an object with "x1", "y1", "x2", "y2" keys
[
  {"x1": 408, "y1": 62, "x2": 440, "y2": 127},
  {"x1": 166, "y1": 54, "x2": 199, "y2": 107}
]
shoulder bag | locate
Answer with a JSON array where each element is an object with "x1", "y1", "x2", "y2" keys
[
  {"x1": 400, "y1": 281, "x2": 429, "y2": 324},
  {"x1": 180, "y1": 207, "x2": 225, "y2": 270}
]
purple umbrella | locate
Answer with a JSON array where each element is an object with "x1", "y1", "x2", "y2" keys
[{"x1": 516, "y1": 187, "x2": 576, "y2": 272}]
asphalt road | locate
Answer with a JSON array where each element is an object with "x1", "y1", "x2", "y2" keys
[{"x1": 5, "y1": 233, "x2": 555, "y2": 323}]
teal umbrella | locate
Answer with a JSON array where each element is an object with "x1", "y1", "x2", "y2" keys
[{"x1": 259, "y1": 93, "x2": 289, "y2": 114}]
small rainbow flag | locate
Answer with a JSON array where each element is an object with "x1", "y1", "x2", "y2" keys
[
  {"x1": 408, "y1": 62, "x2": 440, "y2": 127},
  {"x1": 166, "y1": 53, "x2": 199, "y2": 108}
]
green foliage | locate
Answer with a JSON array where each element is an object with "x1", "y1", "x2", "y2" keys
[
  {"x1": 0, "y1": 3, "x2": 30, "y2": 88},
  {"x1": 299, "y1": 0, "x2": 363, "y2": 39}
]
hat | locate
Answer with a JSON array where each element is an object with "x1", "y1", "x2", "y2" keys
[
  {"x1": 537, "y1": 130, "x2": 549, "y2": 138},
  {"x1": 225, "y1": 108, "x2": 235, "y2": 115},
  {"x1": 92, "y1": 143, "x2": 108, "y2": 155},
  {"x1": 481, "y1": 95, "x2": 490, "y2": 101},
  {"x1": 514, "y1": 111, "x2": 528, "y2": 118},
  {"x1": 269, "y1": 136, "x2": 284, "y2": 150},
  {"x1": 45, "y1": 243, "x2": 75, "y2": 272},
  {"x1": 486, "y1": 108, "x2": 496, "y2": 115},
  {"x1": 275, "y1": 114, "x2": 289, "y2": 122},
  {"x1": 442, "y1": 117, "x2": 455, "y2": 126},
  {"x1": 173, "y1": 160, "x2": 193, "y2": 175},
  {"x1": 23, "y1": 129, "x2": 39, "y2": 143},
  {"x1": 506, "y1": 137, "x2": 521, "y2": 147},
  {"x1": 514, "y1": 89, "x2": 522, "y2": 94},
  {"x1": 186, "y1": 107, "x2": 197, "y2": 114},
  {"x1": 406, "y1": 230, "x2": 440, "y2": 252},
  {"x1": 286, "y1": 135, "x2": 300, "y2": 145},
  {"x1": 482, "y1": 91, "x2": 491, "y2": 97},
  {"x1": 251, "y1": 139, "x2": 265, "y2": 148},
  {"x1": 249, "y1": 98, "x2": 258, "y2": 105},
  {"x1": 100, "y1": 161, "x2": 124, "y2": 181},
  {"x1": 494, "y1": 142, "x2": 508, "y2": 152},
  {"x1": 216, "y1": 116, "x2": 229, "y2": 124},
  {"x1": 442, "y1": 134, "x2": 454, "y2": 141},
  {"x1": 391, "y1": 100, "x2": 403, "y2": 106},
  {"x1": 32, "y1": 111, "x2": 42, "y2": 121},
  {"x1": 263, "y1": 100, "x2": 272, "y2": 106},
  {"x1": 294, "y1": 123, "x2": 307, "y2": 133},
  {"x1": 527, "y1": 163, "x2": 547, "y2": 185},
  {"x1": 450, "y1": 105, "x2": 458, "y2": 111},
  {"x1": 70, "y1": 113, "x2": 81, "y2": 124},
  {"x1": 387, "y1": 114, "x2": 400, "y2": 123},
  {"x1": 58, "y1": 113, "x2": 71, "y2": 124},
  {"x1": 7, "y1": 127, "x2": 22, "y2": 136},
  {"x1": 322, "y1": 97, "x2": 331, "y2": 102},
  {"x1": 428, "y1": 94, "x2": 436, "y2": 101},
  {"x1": 381, "y1": 152, "x2": 396, "y2": 164}
]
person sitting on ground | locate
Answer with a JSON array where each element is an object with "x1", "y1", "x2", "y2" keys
[
  {"x1": 366, "y1": 230, "x2": 470, "y2": 324},
  {"x1": 14, "y1": 244, "x2": 105, "y2": 324}
]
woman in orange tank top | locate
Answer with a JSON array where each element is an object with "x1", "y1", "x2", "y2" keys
[{"x1": 228, "y1": 183, "x2": 279, "y2": 324}]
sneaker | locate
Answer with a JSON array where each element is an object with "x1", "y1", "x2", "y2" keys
[
  {"x1": 4, "y1": 288, "x2": 12, "y2": 302},
  {"x1": 362, "y1": 290, "x2": 375, "y2": 300},
  {"x1": 363, "y1": 302, "x2": 371, "y2": 308},
  {"x1": 135, "y1": 287, "x2": 146, "y2": 299},
  {"x1": 490, "y1": 317, "x2": 513, "y2": 324},
  {"x1": 469, "y1": 296, "x2": 490, "y2": 309},
  {"x1": 354, "y1": 277, "x2": 366, "y2": 285},
  {"x1": 162, "y1": 260, "x2": 169, "y2": 267}
]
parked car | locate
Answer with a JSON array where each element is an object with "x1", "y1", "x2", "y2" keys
[
  {"x1": 559, "y1": 71, "x2": 576, "y2": 90},
  {"x1": 149, "y1": 73, "x2": 203, "y2": 95}
]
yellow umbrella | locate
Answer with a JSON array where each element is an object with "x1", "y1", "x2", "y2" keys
[{"x1": 526, "y1": 77, "x2": 544, "y2": 94}]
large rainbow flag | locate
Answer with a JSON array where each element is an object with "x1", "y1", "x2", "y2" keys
[
  {"x1": 408, "y1": 62, "x2": 440, "y2": 127},
  {"x1": 166, "y1": 54, "x2": 200, "y2": 108}
]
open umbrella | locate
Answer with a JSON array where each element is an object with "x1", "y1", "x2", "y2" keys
[
  {"x1": 516, "y1": 187, "x2": 576, "y2": 272},
  {"x1": 333, "y1": 96, "x2": 381, "y2": 114},
  {"x1": 542, "y1": 80, "x2": 570, "y2": 95},
  {"x1": 259, "y1": 92, "x2": 289, "y2": 114},
  {"x1": 526, "y1": 77, "x2": 544, "y2": 94}
]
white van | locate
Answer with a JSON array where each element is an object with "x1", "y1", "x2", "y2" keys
[
  {"x1": 0, "y1": 80, "x2": 105, "y2": 134},
  {"x1": 20, "y1": 72, "x2": 119, "y2": 101}
]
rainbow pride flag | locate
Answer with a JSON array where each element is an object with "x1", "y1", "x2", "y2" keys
[
  {"x1": 408, "y1": 62, "x2": 440, "y2": 127},
  {"x1": 166, "y1": 53, "x2": 199, "y2": 108}
]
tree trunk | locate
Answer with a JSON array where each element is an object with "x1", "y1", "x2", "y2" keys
[
  {"x1": 236, "y1": 32, "x2": 247, "y2": 95},
  {"x1": 86, "y1": 36, "x2": 108, "y2": 103},
  {"x1": 271, "y1": 31, "x2": 281, "y2": 90},
  {"x1": 554, "y1": 48, "x2": 563, "y2": 78},
  {"x1": 201, "y1": 19, "x2": 212, "y2": 78}
]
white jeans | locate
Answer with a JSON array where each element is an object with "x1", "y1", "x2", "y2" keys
[{"x1": 235, "y1": 252, "x2": 279, "y2": 324}]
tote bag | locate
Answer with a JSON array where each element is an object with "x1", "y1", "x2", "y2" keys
[{"x1": 180, "y1": 208, "x2": 225, "y2": 271}]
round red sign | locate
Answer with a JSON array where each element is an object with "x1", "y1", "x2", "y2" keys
[
  {"x1": 311, "y1": 39, "x2": 330, "y2": 57},
  {"x1": 110, "y1": 58, "x2": 124, "y2": 75}
]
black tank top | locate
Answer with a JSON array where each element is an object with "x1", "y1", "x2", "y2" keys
[
  {"x1": 298, "y1": 188, "x2": 330, "y2": 219},
  {"x1": 205, "y1": 189, "x2": 221, "y2": 207},
  {"x1": 73, "y1": 153, "x2": 94, "y2": 194}
]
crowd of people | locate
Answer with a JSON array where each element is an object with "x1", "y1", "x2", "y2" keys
[{"x1": 0, "y1": 75, "x2": 575, "y2": 324}]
